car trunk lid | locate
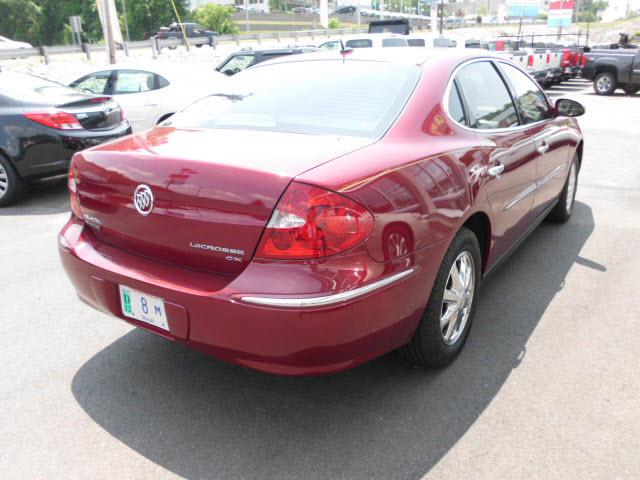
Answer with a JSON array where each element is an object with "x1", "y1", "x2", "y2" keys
[{"x1": 73, "y1": 127, "x2": 373, "y2": 275}]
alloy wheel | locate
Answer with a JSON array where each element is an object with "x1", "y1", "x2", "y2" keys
[
  {"x1": 440, "y1": 251, "x2": 475, "y2": 345},
  {"x1": 0, "y1": 164, "x2": 8, "y2": 199},
  {"x1": 566, "y1": 162, "x2": 577, "y2": 213},
  {"x1": 596, "y1": 76, "x2": 612, "y2": 93}
]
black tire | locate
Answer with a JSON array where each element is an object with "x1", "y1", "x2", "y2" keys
[
  {"x1": 548, "y1": 155, "x2": 579, "y2": 223},
  {"x1": 399, "y1": 227, "x2": 482, "y2": 367},
  {"x1": 0, "y1": 155, "x2": 25, "y2": 207},
  {"x1": 623, "y1": 85, "x2": 640, "y2": 95},
  {"x1": 594, "y1": 72, "x2": 617, "y2": 95}
]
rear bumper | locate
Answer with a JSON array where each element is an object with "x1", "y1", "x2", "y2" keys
[
  {"x1": 16, "y1": 122, "x2": 132, "y2": 179},
  {"x1": 58, "y1": 217, "x2": 438, "y2": 375}
]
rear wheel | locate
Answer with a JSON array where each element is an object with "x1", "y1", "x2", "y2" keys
[
  {"x1": 594, "y1": 72, "x2": 617, "y2": 95},
  {"x1": 0, "y1": 155, "x2": 25, "y2": 207},
  {"x1": 548, "y1": 156, "x2": 578, "y2": 223},
  {"x1": 399, "y1": 228, "x2": 481, "y2": 367}
]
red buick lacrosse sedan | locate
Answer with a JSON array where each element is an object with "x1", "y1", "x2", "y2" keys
[{"x1": 59, "y1": 49, "x2": 585, "y2": 375}]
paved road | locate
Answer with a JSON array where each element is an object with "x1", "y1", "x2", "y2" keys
[{"x1": 2, "y1": 80, "x2": 639, "y2": 480}]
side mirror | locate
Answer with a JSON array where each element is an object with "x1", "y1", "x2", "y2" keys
[{"x1": 555, "y1": 98, "x2": 585, "y2": 117}]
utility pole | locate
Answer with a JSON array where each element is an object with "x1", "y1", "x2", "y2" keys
[
  {"x1": 245, "y1": 0, "x2": 249, "y2": 32},
  {"x1": 557, "y1": 0, "x2": 565, "y2": 40},
  {"x1": 102, "y1": 0, "x2": 116, "y2": 64},
  {"x1": 518, "y1": 2, "x2": 524, "y2": 37},
  {"x1": 120, "y1": 0, "x2": 130, "y2": 42},
  {"x1": 439, "y1": 0, "x2": 444, "y2": 35}
]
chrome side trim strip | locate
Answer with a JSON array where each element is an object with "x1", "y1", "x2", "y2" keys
[
  {"x1": 537, "y1": 164, "x2": 565, "y2": 188},
  {"x1": 240, "y1": 268, "x2": 415, "y2": 308},
  {"x1": 504, "y1": 184, "x2": 536, "y2": 211},
  {"x1": 504, "y1": 164, "x2": 565, "y2": 211}
]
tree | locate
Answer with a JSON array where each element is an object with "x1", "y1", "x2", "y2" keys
[
  {"x1": 0, "y1": 0, "x2": 42, "y2": 43},
  {"x1": 193, "y1": 4, "x2": 238, "y2": 35},
  {"x1": 575, "y1": 0, "x2": 608, "y2": 22},
  {"x1": 121, "y1": 0, "x2": 191, "y2": 40}
]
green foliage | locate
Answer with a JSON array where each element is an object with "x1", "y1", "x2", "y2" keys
[
  {"x1": 193, "y1": 4, "x2": 238, "y2": 35},
  {"x1": 538, "y1": 12, "x2": 548, "y2": 21},
  {"x1": 575, "y1": 0, "x2": 608, "y2": 22},
  {"x1": 0, "y1": 0, "x2": 191, "y2": 45},
  {"x1": 124, "y1": 0, "x2": 191, "y2": 40},
  {"x1": 269, "y1": 0, "x2": 285, "y2": 11},
  {"x1": 328, "y1": 17, "x2": 341, "y2": 29},
  {"x1": 0, "y1": 0, "x2": 42, "y2": 43}
]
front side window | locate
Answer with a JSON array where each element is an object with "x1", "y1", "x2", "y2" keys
[
  {"x1": 320, "y1": 41, "x2": 341, "y2": 50},
  {"x1": 70, "y1": 71, "x2": 112, "y2": 94},
  {"x1": 499, "y1": 63, "x2": 551, "y2": 124},
  {"x1": 167, "y1": 60, "x2": 421, "y2": 138},
  {"x1": 113, "y1": 70, "x2": 156, "y2": 94},
  {"x1": 454, "y1": 61, "x2": 518, "y2": 129}
]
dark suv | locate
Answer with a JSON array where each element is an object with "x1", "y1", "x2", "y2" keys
[{"x1": 216, "y1": 46, "x2": 319, "y2": 76}]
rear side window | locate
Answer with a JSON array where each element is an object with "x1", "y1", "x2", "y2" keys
[
  {"x1": 407, "y1": 38, "x2": 426, "y2": 47},
  {"x1": 454, "y1": 61, "x2": 518, "y2": 129},
  {"x1": 382, "y1": 38, "x2": 407, "y2": 47},
  {"x1": 448, "y1": 83, "x2": 466, "y2": 125},
  {"x1": 499, "y1": 63, "x2": 551, "y2": 124},
  {"x1": 345, "y1": 39, "x2": 373, "y2": 48},
  {"x1": 113, "y1": 70, "x2": 156, "y2": 94}
]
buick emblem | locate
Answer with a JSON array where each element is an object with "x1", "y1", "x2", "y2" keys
[{"x1": 134, "y1": 184, "x2": 154, "y2": 216}]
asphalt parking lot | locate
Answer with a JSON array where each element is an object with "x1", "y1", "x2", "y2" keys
[{"x1": 2, "y1": 79, "x2": 639, "y2": 480}]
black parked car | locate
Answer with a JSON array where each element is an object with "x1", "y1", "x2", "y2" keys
[
  {"x1": 0, "y1": 70, "x2": 131, "y2": 206},
  {"x1": 215, "y1": 46, "x2": 319, "y2": 76}
]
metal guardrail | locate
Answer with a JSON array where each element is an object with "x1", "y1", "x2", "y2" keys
[
  {"x1": 0, "y1": 28, "x2": 367, "y2": 64},
  {"x1": 0, "y1": 21, "x2": 548, "y2": 64}
]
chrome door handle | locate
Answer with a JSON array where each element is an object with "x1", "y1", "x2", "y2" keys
[
  {"x1": 487, "y1": 163, "x2": 505, "y2": 177},
  {"x1": 537, "y1": 143, "x2": 550, "y2": 154},
  {"x1": 144, "y1": 103, "x2": 158, "y2": 107}
]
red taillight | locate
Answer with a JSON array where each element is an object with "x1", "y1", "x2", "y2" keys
[
  {"x1": 580, "y1": 54, "x2": 587, "y2": 67},
  {"x1": 24, "y1": 110, "x2": 82, "y2": 130},
  {"x1": 561, "y1": 50, "x2": 571, "y2": 67},
  {"x1": 68, "y1": 163, "x2": 82, "y2": 218},
  {"x1": 546, "y1": 53, "x2": 551, "y2": 64},
  {"x1": 527, "y1": 55, "x2": 534, "y2": 67},
  {"x1": 255, "y1": 182, "x2": 374, "y2": 260}
]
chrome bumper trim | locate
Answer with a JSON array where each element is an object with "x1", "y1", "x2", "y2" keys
[{"x1": 240, "y1": 268, "x2": 415, "y2": 308}]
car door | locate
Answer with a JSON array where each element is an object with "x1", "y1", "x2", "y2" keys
[
  {"x1": 453, "y1": 60, "x2": 538, "y2": 264},
  {"x1": 498, "y1": 61, "x2": 569, "y2": 216},
  {"x1": 632, "y1": 51, "x2": 640, "y2": 84},
  {"x1": 109, "y1": 69, "x2": 161, "y2": 132}
]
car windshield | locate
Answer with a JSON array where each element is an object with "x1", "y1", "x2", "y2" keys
[{"x1": 167, "y1": 60, "x2": 420, "y2": 138}]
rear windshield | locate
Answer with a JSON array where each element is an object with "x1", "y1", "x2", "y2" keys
[{"x1": 166, "y1": 60, "x2": 420, "y2": 138}]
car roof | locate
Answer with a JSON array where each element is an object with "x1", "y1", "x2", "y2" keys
[
  {"x1": 235, "y1": 46, "x2": 318, "y2": 54},
  {"x1": 254, "y1": 47, "x2": 498, "y2": 69}
]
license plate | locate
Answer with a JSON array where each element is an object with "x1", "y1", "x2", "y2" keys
[{"x1": 119, "y1": 285, "x2": 169, "y2": 331}]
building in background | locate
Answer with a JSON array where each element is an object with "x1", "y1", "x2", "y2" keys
[{"x1": 600, "y1": 0, "x2": 640, "y2": 21}]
